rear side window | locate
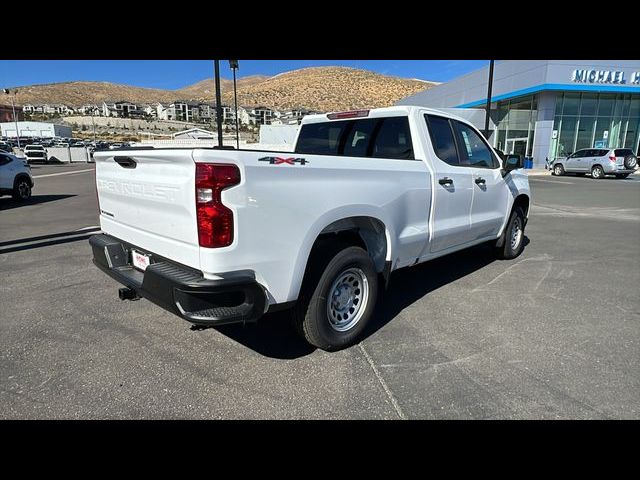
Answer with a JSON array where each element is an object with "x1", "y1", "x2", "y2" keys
[
  {"x1": 0, "y1": 154, "x2": 11, "y2": 166},
  {"x1": 295, "y1": 120, "x2": 351, "y2": 155},
  {"x1": 598, "y1": 149, "x2": 609, "y2": 156},
  {"x1": 425, "y1": 114, "x2": 459, "y2": 166},
  {"x1": 453, "y1": 121, "x2": 499, "y2": 168},
  {"x1": 614, "y1": 149, "x2": 633, "y2": 157}
]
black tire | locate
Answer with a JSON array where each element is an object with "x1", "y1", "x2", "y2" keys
[
  {"x1": 293, "y1": 245, "x2": 378, "y2": 351},
  {"x1": 623, "y1": 154, "x2": 637, "y2": 170},
  {"x1": 591, "y1": 165, "x2": 605, "y2": 179},
  {"x1": 12, "y1": 176, "x2": 32, "y2": 201},
  {"x1": 553, "y1": 163, "x2": 565, "y2": 176},
  {"x1": 495, "y1": 207, "x2": 526, "y2": 260},
  {"x1": 615, "y1": 174, "x2": 630, "y2": 179}
]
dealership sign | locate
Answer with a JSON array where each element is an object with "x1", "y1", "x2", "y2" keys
[{"x1": 571, "y1": 69, "x2": 640, "y2": 85}]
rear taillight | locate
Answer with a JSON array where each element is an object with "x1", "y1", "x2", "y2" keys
[
  {"x1": 609, "y1": 155, "x2": 617, "y2": 163},
  {"x1": 195, "y1": 163, "x2": 240, "y2": 248}
]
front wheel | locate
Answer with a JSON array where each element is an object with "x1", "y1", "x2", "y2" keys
[
  {"x1": 495, "y1": 207, "x2": 526, "y2": 260},
  {"x1": 591, "y1": 165, "x2": 605, "y2": 179},
  {"x1": 293, "y1": 246, "x2": 378, "y2": 351},
  {"x1": 12, "y1": 177, "x2": 32, "y2": 201}
]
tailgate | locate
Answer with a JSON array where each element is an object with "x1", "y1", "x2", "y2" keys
[{"x1": 94, "y1": 149, "x2": 200, "y2": 269}]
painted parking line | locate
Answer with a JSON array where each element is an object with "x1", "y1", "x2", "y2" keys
[
  {"x1": 529, "y1": 178, "x2": 575, "y2": 185},
  {"x1": 33, "y1": 169, "x2": 94, "y2": 179}
]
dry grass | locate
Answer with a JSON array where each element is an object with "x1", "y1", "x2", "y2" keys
[{"x1": 11, "y1": 67, "x2": 436, "y2": 112}]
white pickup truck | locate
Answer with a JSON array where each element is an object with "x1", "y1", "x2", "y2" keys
[{"x1": 90, "y1": 106, "x2": 530, "y2": 351}]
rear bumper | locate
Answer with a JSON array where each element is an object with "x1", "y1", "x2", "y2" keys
[{"x1": 89, "y1": 233, "x2": 268, "y2": 326}]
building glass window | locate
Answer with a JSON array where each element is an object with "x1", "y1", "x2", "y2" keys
[
  {"x1": 492, "y1": 94, "x2": 537, "y2": 158},
  {"x1": 550, "y1": 92, "x2": 640, "y2": 158}
]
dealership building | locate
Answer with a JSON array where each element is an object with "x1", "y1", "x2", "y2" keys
[
  {"x1": 0, "y1": 121, "x2": 72, "y2": 139},
  {"x1": 398, "y1": 60, "x2": 640, "y2": 167}
]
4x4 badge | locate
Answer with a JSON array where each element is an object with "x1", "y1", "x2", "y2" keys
[{"x1": 258, "y1": 156, "x2": 309, "y2": 165}]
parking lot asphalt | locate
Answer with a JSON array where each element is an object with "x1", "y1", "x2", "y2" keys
[{"x1": 1, "y1": 165, "x2": 639, "y2": 419}]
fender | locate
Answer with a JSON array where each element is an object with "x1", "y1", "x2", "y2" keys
[{"x1": 286, "y1": 205, "x2": 395, "y2": 302}]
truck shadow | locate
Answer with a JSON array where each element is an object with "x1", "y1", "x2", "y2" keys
[
  {"x1": 0, "y1": 194, "x2": 76, "y2": 211},
  {"x1": 212, "y1": 238, "x2": 528, "y2": 360}
]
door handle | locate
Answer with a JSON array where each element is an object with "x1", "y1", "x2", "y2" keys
[
  {"x1": 438, "y1": 177, "x2": 453, "y2": 186},
  {"x1": 475, "y1": 177, "x2": 486, "y2": 185}
]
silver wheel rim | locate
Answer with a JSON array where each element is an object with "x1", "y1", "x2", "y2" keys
[
  {"x1": 18, "y1": 181, "x2": 30, "y2": 199},
  {"x1": 326, "y1": 267, "x2": 369, "y2": 332},
  {"x1": 554, "y1": 165, "x2": 562, "y2": 175},
  {"x1": 510, "y1": 217, "x2": 522, "y2": 250},
  {"x1": 593, "y1": 167, "x2": 602, "y2": 178}
]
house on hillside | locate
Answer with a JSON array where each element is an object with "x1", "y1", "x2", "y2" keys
[
  {"x1": 102, "y1": 100, "x2": 141, "y2": 118},
  {"x1": 78, "y1": 104, "x2": 101, "y2": 116},
  {"x1": 166, "y1": 101, "x2": 200, "y2": 122}
]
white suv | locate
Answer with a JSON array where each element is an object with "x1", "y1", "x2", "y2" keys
[{"x1": 0, "y1": 152, "x2": 34, "y2": 201}]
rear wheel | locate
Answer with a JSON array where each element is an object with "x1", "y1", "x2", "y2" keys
[
  {"x1": 12, "y1": 177, "x2": 31, "y2": 201},
  {"x1": 293, "y1": 246, "x2": 378, "y2": 351},
  {"x1": 553, "y1": 163, "x2": 565, "y2": 176},
  {"x1": 591, "y1": 165, "x2": 605, "y2": 179}
]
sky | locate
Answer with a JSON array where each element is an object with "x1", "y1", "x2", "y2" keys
[{"x1": 0, "y1": 60, "x2": 489, "y2": 90}]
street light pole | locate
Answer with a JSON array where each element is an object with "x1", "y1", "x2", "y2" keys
[
  {"x1": 229, "y1": 60, "x2": 240, "y2": 149},
  {"x1": 213, "y1": 60, "x2": 224, "y2": 148},
  {"x1": 4, "y1": 88, "x2": 21, "y2": 149}
]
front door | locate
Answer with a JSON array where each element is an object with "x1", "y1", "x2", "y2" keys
[
  {"x1": 424, "y1": 114, "x2": 475, "y2": 253},
  {"x1": 453, "y1": 121, "x2": 509, "y2": 241}
]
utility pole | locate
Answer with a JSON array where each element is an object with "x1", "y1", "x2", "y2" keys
[
  {"x1": 91, "y1": 110, "x2": 96, "y2": 143},
  {"x1": 214, "y1": 60, "x2": 223, "y2": 148},
  {"x1": 229, "y1": 60, "x2": 240, "y2": 149},
  {"x1": 484, "y1": 60, "x2": 495, "y2": 139},
  {"x1": 3, "y1": 88, "x2": 21, "y2": 149}
]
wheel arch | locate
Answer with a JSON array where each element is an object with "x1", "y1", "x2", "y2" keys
[
  {"x1": 14, "y1": 173, "x2": 33, "y2": 188},
  {"x1": 290, "y1": 214, "x2": 391, "y2": 301}
]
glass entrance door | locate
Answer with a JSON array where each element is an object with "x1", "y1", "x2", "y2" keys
[{"x1": 506, "y1": 137, "x2": 528, "y2": 155}]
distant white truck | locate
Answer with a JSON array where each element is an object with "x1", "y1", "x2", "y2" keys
[{"x1": 90, "y1": 106, "x2": 531, "y2": 351}]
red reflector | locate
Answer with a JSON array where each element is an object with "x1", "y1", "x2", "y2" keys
[
  {"x1": 327, "y1": 109, "x2": 370, "y2": 120},
  {"x1": 609, "y1": 155, "x2": 616, "y2": 162},
  {"x1": 195, "y1": 163, "x2": 240, "y2": 248}
]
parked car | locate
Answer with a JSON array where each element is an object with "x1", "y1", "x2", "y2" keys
[
  {"x1": 89, "y1": 106, "x2": 530, "y2": 351},
  {"x1": 0, "y1": 152, "x2": 33, "y2": 201},
  {"x1": 550, "y1": 148, "x2": 638, "y2": 179},
  {"x1": 23, "y1": 144, "x2": 48, "y2": 164},
  {"x1": 0, "y1": 141, "x2": 13, "y2": 153}
]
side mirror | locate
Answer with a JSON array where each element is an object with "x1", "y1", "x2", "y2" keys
[{"x1": 504, "y1": 154, "x2": 524, "y2": 172}]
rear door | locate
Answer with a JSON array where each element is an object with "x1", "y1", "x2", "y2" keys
[
  {"x1": 94, "y1": 148, "x2": 201, "y2": 269},
  {"x1": 452, "y1": 120, "x2": 509, "y2": 241},
  {"x1": 614, "y1": 148, "x2": 634, "y2": 169},
  {"x1": 424, "y1": 114, "x2": 474, "y2": 253}
]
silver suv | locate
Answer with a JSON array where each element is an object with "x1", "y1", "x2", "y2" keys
[{"x1": 551, "y1": 148, "x2": 638, "y2": 179}]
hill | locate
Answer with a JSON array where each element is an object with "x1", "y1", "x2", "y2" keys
[{"x1": 8, "y1": 67, "x2": 436, "y2": 112}]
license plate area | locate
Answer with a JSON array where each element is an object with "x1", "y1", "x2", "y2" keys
[{"x1": 131, "y1": 249, "x2": 151, "y2": 271}]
